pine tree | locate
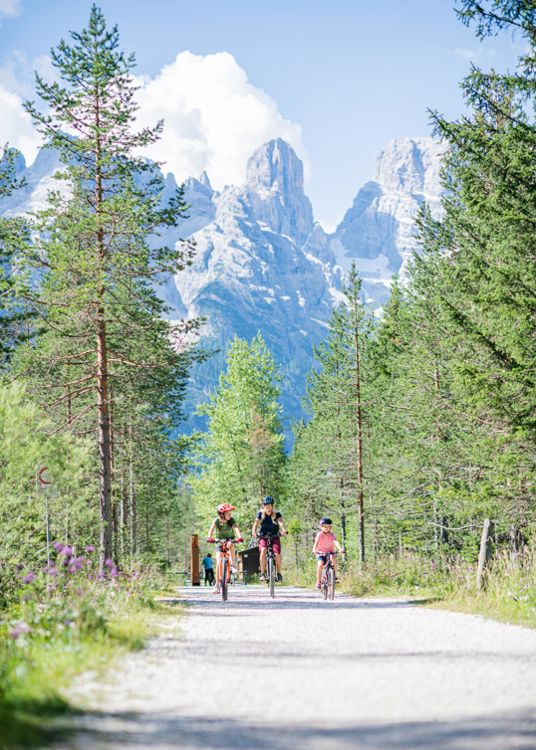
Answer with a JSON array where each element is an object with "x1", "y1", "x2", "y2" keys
[
  {"x1": 289, "y1": 264, "x2": 371, "y2": 565},
  {"x1": 17, "y1": 6, "x2": 197, "y2": 565},
  {"x1": 0, "y1": 147, "x2": 34, "y2": 368}
]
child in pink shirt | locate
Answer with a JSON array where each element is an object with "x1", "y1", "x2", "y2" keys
[{"x1": 312, "y1": 517, "x2": 343, "y2": 590}]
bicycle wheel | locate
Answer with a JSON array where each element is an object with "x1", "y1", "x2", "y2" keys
[
  {"x1": 321, "y1": 573, "x2": 328, "y2": 600},
  {"x1": 221, "y1": 559, "x2": 228, "y2": 601},
  {"x1": 328, "y1": 566, "x2": 335, "y2": 600},
  {"x1": 268, "y1": 557, "x2": 275, "y2": 598}
]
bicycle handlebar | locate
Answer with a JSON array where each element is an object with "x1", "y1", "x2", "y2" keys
[
  {"x1": 208, "y1": 538, "x2": 237, "y2": 544},
  {"x1": 315, "y1": 550, "x2": 338, "y2": 556}
]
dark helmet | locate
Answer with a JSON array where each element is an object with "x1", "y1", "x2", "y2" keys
[
  {"x1": 320, "y1": 517, "x2": 332, "y2": 526},
  {"x1": 263, "y1": 496, "x2": 275, "y2": 506}
]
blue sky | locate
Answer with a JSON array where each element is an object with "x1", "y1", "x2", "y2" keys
[{"x1": 0, "y1": 0, "x2": 520, "y2": 228}]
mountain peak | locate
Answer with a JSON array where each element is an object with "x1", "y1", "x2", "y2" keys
[
  {"x1": 198, "y1": 170, "x2": 212, "y2": 190},
  {"x1": 246, "y1": 138, "x2": 304, "y2": 195}
]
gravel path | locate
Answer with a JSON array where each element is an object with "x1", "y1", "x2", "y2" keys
[{"x1": 53, "y1": 584, "x2": 536, "y2": 749}]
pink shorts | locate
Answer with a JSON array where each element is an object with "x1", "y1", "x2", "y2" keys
[{"x1": 258, "y1": 537, "x2": 281, "y2": 555}]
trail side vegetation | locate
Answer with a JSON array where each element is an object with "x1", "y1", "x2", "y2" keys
[{"x1": 0, "y1": 1, "x2": 535, "y2": 747}]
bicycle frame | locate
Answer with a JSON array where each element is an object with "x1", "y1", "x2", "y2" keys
[
  {"x1": 214, "y1": 539, "x2": 235, "y2": 601},
  {"x1": 258, "y1": 533, "x2": 279, "y2": 598},
  {"x1": 320, "y1": 551, "x2": 337, "y2": 601}
]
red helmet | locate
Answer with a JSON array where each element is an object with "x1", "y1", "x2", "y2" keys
[{"x1": 217, "y1": 503, "x2": 236, "y2": 514}]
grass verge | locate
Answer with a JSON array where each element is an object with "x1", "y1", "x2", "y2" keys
[
  {"x1": 287, "y1": 551, "x2": 536, "y2": 628},
  {"x1": 0, "y1": 580, "x2": 183, "y2": 749}
]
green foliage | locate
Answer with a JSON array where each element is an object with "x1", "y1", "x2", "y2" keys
[
  {"x1": 287, "y1": 265, "x2": 370, "y2": 562},
  {"x1": 6, "y1": 5, "x2": 199, "y2": 567},
  {"x1": 0, "y1": 382, "x2": 95, "y2": 608},
  {"x1": 0, "y1": 553, "x2": 170, "y2": 748},
  {"x1": 285, "y1": 1, "x2": 536, "y2": 577},
  {"x1": 0, "y1": 146, "x2": 35, "y2": 367},
  {"x1": 192, "y1": 333, "x2": 286, "y2": 528}
]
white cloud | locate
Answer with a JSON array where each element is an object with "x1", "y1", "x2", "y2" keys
[
  {"x1": 0, "y1": 52, "x2": 55, "y2": 98},
  {"x1": 452, "y1": 47, "x2": 496, "y2": 63},
  {"x1": 453, "y1": 48, "x2": 481, "y2": 62},
  {"x1": 0, "y1": 49, "x2": 307, "y2": 186},
  {"x1": 0, "y1": 0, "x2": 21, "y2": 19},
  {"x1": 0, "y1": 84, "x2": 40, "y2": 163},
  {"x1": 135, "y1": 51, "x2": 307, "y2": 187}
]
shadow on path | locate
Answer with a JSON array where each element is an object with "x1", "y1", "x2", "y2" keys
[
  {"x1": 52, "y1": 708, "x2": 536, "y2": 750},
  {"x1": 181, "y1": 596, "x2": 420, "y2": 612}
]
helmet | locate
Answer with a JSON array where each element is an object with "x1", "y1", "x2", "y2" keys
[
  {"x1": 217, "y1": 503, "x2": 236, "y2": 514},
  {"x1": 262, "y1": 496, "x2": 275, "y2": 506},
  {"x1": 320, "y1": 517, "x2": 332, "y2": 526}
]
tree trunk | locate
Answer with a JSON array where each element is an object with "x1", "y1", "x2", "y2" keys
[
  {"x1": 94, "y1": 82, "x2": 113, "y2": 570},
  {"x1": 128, "y1": 425, "x2": 137, "y2": 558},
  {"x1": 97, "y1": 315, "x2": 113, "y2": 567},
  {"x1": 340, "y1": 512, "x2": 347, "y2": 563},
  {"x1": 354, "y1": 323, "x2": 365, "y2": 566},
  {"x1": 476, "y1": 518, "x2": 494, "y2": 592}
]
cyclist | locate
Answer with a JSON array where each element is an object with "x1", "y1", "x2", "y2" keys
[
  {"x1": 207, "y1": 503, "x2": 243, "y2": 593},
  {"x1": 313, "y1": 517, "x2": 343, "y2": 591},
  {"x1": 252, "y1": 496, "x2": 287, "y2": 582}
]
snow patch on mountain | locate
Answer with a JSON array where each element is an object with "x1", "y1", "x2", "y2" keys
[{"x1": 331, "y1": 136, "x2": 445, "y2": 285}]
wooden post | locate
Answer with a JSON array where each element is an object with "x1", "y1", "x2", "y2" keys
[
  {"x1": 476, "y1": 518, "x2": 494, "y2": 592},
  {"x1": 191, "y1": 534, "x2": 200, "y2": 586}
]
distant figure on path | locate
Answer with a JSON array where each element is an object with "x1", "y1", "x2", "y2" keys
[{"x1": 202, "y1": 552, "x2": 215, "y2": 586}]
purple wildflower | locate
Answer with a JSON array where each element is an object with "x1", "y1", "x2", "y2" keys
[
  {"x1": 85, "y1": 545, "x2": 95, "y2": 553},
  {"x1": 9, "y1": 622, "x2": 31, "y2": 639},
  {"x1": 47, "y1": 566, "x2": 58, "y2": 576},
  {"x1": 104, "y1": 558, "x2": 115, "y2": 569},
  {"x1": 22, "y1": 571, "x2": 35, "y2": 584},
  {"x1": 53, "y1": 541, "x2": 63, "y2": 551},
  {"x1": 61, "y1": 545, "x2": 73, "y2": 557},
  {"x1": 110, "y1": 567, "x2": 118, "y2": 578}
]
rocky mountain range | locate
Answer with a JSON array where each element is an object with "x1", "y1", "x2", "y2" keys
[{"x1": 1, "y1": 135, "x2": 445, "y2": 429}]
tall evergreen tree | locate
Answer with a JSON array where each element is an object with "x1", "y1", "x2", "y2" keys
[
  {"x1": 0, "y1": 147, "x2": 34, "y2": 368},
  {"x1": 289, "y1": 264, "x2": 371, "y2": 565},
  {"x1": 16, "y1": 6, "x2": 197, "y2": 565}
]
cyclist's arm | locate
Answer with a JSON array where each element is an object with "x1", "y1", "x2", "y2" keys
[
  {"x1": 234, "y1": 524, "x2": 243, "y2": 540},
  {"x1": 207, "y1": 519, "x2": 216, "y2": 540},
  {"x1": 334, "y1": 541, "x2": 343, "y2": 553},
  {"x1": 252, "y1": 517, "x2": 259, "y2": 537},
  {"x1": 277, "y1": 516, "x2": 287, "y2": 535}
]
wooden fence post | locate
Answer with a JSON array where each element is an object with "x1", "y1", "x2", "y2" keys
[
  {"x1": 476, "y1": 518, "x2": 494, "y2": 592},
  {"x1": 191, "y1": 534, "x2": 200, "y2": 586}
]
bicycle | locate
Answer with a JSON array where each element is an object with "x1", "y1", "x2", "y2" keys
[
  {"x1": 258, "y1": 532, "x2": 279, "y2": 598},
  {"x1": 319, "y1": 551, "x2": 337, "y2": 601},
  {"x1": 208, "y1": 538, "x2": 240, "y2": 601}
]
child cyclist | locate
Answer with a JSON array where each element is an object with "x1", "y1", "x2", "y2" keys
[
  {"x1": 207, "y1": 503, "x2": 243, "y2": 593},
  {"x1": 312, "y1": 517, "x2": 343, "y2": 591}
]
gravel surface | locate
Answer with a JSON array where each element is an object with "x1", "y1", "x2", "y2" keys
[{"x1": 52, "y1": 584, "x2": 536, "y2": 749}]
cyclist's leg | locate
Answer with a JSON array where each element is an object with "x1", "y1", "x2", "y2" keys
[
  {"x1": 273, "y1": 538, "x2": 282, "y2": 573},
  {"x1": 213, "y1": 548, "x2": 222, "y2": 592},
  {"x1": 316, "y1": 557, "x2": 325, "y2": 586},
  {"x1": 259, "y1": 541, "x2": 267, "y2": 575}
]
